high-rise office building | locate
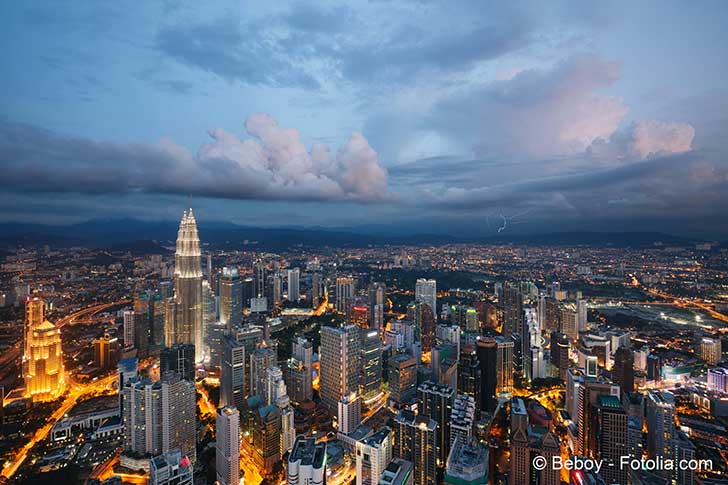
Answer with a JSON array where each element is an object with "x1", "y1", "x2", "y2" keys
[
  {"x1": 509, "y1": 398, "x2": 529, "y2": 485},
  {"x1": 338, "y1": 393, "x2": 362, "y2": 434},
  {"x1": 369, "y1": 282, "x2": 386, "y2": 330},
  {"x1": 674, "y1": 429, "x2": 696, "y2": 485},
  {"x1": 117, "y1": 357, "x2": 138, "y2": 416},
  {"x1": 613, "y1": 346, "x2": 635, "y2": 394},
  {"x1": 502, "y1": 282, "x2": 522, "y2": 338},
  {"x1": 219, "y1": 267, "x2": 242, "y2": 330},
  {"x1": 149, "y1": 450, "x2": 193, "y2": 485},
  {"x1": 134, "y1": 291, "x2": 166, "y2": 353},
  {"x1": 418, "y1": 381, "x2": 455, "y2": 465},
  {"x1": 311, "y1": 272, "x2": 321, "y2": 308},
  {"x1": 393, "y1": 409, "x2": 437, "y2": 485},
  {"x1": 24, "y1": 302, "x2": 65, "y2": 402},
  {"x1": 360, "y1": 329, "x2": 383, "y2": 401},
  {"x1": 646, "y1": 390, "x2": 675, "y2": 481},
  {"x1": 249, "y1": 347, "x2": 277, "y2": 398},
  {"x1": 576, "y1": 380, "x2": 620, "y2": 457},
  {"x1": 408, "y1": 301, "x2": 436, "y2": 352},
  {"x1": 591, "y1": 395, "x2": 628, "y2": 485},
  {"x1": 254, "y1": 259, "x2": 267, "y2": 299},
  {"x1": 388, "y1": 352, "x2": 417, "y2": 405},
  {"x1": 216, "y1": 406, "x2": 241, "y2": 485},
  {"x1": 252, "y1": 404, "x2": 281, "y2": 474},
  {"x1": 272, "y1": 271, "x2": 283, "y2": 305},
  {"x1": 287, "y1": 436, "x2": 327, "y2": 485},
  {"x1": 123, "y1": 310, "x2": 135, "y2": 348},
  {"x1": 550, "y1": 332, "x2": 569, "y2": 380},
  {"x1": 123, "y1": 371, "x2": 197, "y2": 463},
  {"x1": 286, "y1": 337, "x2": 313, "y2": 403},
  {"x1": 173, "y1": 209, "x2": 204, "y2": 362},
  {"x1": 415, "y1": 279, "x2": 437, "y2": 322},
  {"x1": 94, "y1": 333, "x2": 120, "y2": 371},
  {"x1": 202, "y1": 280, "x2": 218, "y2": 362},
  {"x1": 320, "y1": 325, "x2": 361, "y2": 410},
  {"x1": 335, "y1": 277, "x2": 355, "y2": 313},
  {"x1": 221, "y1": 333, "x2": 246, "y2": 411},
  {"x1": 700, "y1": 336, "x2": 722, "y2": 366},
  {"x1": 159, "y1": 343, "x2": 195, "y2": 381},
  {"x1": 475, "y1": 338, "x2": 498, "y2": 413},
  {"x1": 288, "y1": 268, "x2": 300, "y2": 303},
  {"x1": 356, "y1": 427, "x2": 393, "y2": 485},
  {"x1": 457, "y1": 345, "x2": 481, "y2": 416}
]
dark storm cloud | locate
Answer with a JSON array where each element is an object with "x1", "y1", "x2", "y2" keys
[{"x1": 0, "y1": 115, "x2": 391, "y2": 203}]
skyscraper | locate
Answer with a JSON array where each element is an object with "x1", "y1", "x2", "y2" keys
[
  {"x1": 700, "y1": 336, "x2": 722, "y2": 366},
  {"x1": 24, "y1": 300, "x2": 65, "y2": 402},
  {"x1": 393, "y1": 409, "x2": 437, "y2": 485},
  {"x1": 173, "y1": 209, "x2": 204, "y2": 362},
  {"x1": 476, "y1": 338, "x2": 498, "y2": 413},
  {"x1": 219, "y1": 267, "x2": 242, "y2": 330},
  {"x1": 123, "y1": 371, "x2": 197, "y2": 463},
  {"x1": 221, "y1": 333, "x2": 246, "y2": 411},
  {"x1": 216, "y1": 406, "x2": 241, "y2": 485},
  {"x1": 612, "y1": 346, "x2": 635, "y2": 394},
  {"x1": 320, "y1": 325, "x2": 361, "y2": 410},
  {"x1": 288, "y1": 268, "x2": 300, "y2": 303},
  {"x1": 415, "y1": 279, "x2": 437, "y2": 322},
  {"x1": 502, "y1": 282, "x2": 522, "y2": 338},
  {"x1": 360, "y1": 329, "x2": 383, "y2": 401},
  {"x1": 646, "y1": 390, "x2": 675, "y2": 481},
  {"x1": 249, "y1": 347, "x2": 277, "y2": 398},
  {"x1": 591, "y1": 395, "x2": 628, "y2": 485},
  {"x1": 408, "y1": 301, "x2": 436, "y2": 353},
  {"x1": 388, "y1": 352, "x2": 417, "y2": 405},
  {"x1": 160, "y1": 343, "x2": 195, "y2": 381},
  {"x1": 457, "y1": 345, "x2": 481, "y2": 417},
  {"x1": 335, "y1": 277, "x2": 355, "y2": 313},
  {"x1": 369, "y1": 282, "x2": 386, "y2": 330},
  {"x1": 418, "y1": 381, "x2": 455, "y2": 465}
]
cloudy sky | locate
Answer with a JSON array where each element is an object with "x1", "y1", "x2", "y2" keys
[{"x1": 1, "y1": 1, "x2": 727, "y2": 237}]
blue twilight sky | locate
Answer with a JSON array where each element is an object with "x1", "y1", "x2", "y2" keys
[{"x1": 1, "y1": 1, "x2": 727, "y2": 237}]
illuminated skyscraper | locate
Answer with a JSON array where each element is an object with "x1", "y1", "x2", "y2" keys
[
  {"x1": 320, "y1": 325, "x2": 361, "y2": 411},
  {"x1": 287, "y1": 267, "x2": 300, "y2": 303},
  {"x1": 360, "y1": 329, "x2": 383, "y2": 401},
  {"x1": 335, "y1": 277, "x2": 355, "y2": 313},
  {"x1": 393, "y1": 409, "x2": 437, "y2": 485},
  {"x1": 24, "y1": 300, "x2": 65, "y2": 402},
  {"x1": 502, "y1": 282, "x2": 522, "y2": 338},
  {"x1": 173, "y1": 209, "x2": 204, "y2": 362},
  {"x1": 415, "y1": 279, "x2": 437, "y2": 322},
  {"x1": 219, "y1": 267, "x2": 242, "y2": 330}
]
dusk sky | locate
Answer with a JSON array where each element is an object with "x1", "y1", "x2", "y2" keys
[{"x1": 1, "y1": 1, "x2": 727, "y2": 238}]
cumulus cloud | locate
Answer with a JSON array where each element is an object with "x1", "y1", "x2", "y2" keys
[
  {"x1": 587, "y1": 120, "x2": 695, "y2": 162},
  {"x1": 426, "y1": 55, "x2": 629, "y2": 160},
  {"x1": 0, "y1": 114, "x2": 391, "y2": 203}
]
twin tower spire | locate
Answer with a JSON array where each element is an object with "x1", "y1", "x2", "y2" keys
[{"x1": 173, "y1": 208, "x2": 204, "y2": 362}]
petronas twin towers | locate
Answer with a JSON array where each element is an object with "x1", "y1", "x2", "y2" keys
[{"x1": 173, "y1": 208, "x2": 204, "y2": 362}]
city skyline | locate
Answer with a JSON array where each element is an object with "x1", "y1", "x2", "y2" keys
[
  {"x1": 1, "y1": 3, "x2": 728, "y2": 485},
  {"x1": 1, "y1": 2, "x2": 728, "y2": 238}
]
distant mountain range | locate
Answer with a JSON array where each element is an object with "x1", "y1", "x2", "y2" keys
[{"x1": 0, "y1": 219, "x2": 711, "y2": 252}]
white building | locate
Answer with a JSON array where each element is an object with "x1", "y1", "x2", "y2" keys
[
  {"x1": 356, "y1": 427, "x2": 393, "y2": 485},
  {"x1": 338, "y1": 393, "x2": 362, "y2": 435},
  {"x1": 216, "y1": 406, "x2": 241, "y2": 485},
  {"x1": 287, "y1": 436, "x2": 327, "y2": 485}
]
